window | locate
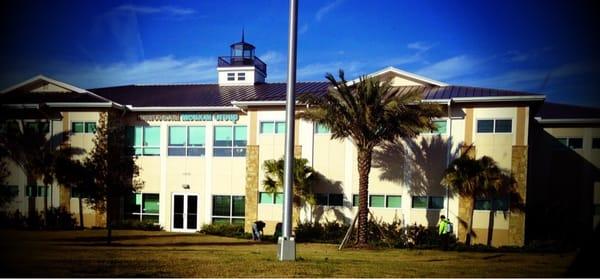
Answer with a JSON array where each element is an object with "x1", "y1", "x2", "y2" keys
[
  {"x1": 386, "y1": 195, "x2": 402, "y2": 208},
  {"x1": 315, "y1": 193, "x2": 343, "y2": 206},
  {"x1": 227, "y1": 73, "x2": 235, "y2": 81},
  {"x1": 25, "y1": 121, "x2": 49, "y2": 134},
  {"x1": 412, "y1": 196, "x2": 428, "y2": 208},
  {"x1": 557, "y1": 137, "x2": 584, "y2": 150},
  {"x1": 26, "y1": 185, "x2": 47, "y2": 197},
  {"x1": 592, "y1": 138, "x2": 600, "y2": 149},
  {"x1": 237, "y1": 72, "x2": 246, "y2": 81},
  {"x1": 168, "y1": 126, "x2": 205, "y2": 156},
  {"x1": 125, "y1": 193, "x2": 159, "y2": 223},
  {"x1": 214, "y1": 126, "x2": 247, "y2": 157},
  {"x1": 71, "y1": 122, "x2": 96, "y2": 134},
  {"x1": 430, "y1": 120, "x2": 447, "y2": 134},
  {"x1": 258, "y1": 192, "x2": 283, "y2": 204},
  {"x1": 315, "y1": 123, "x2": 330, "y2": 134},
  {"x1": 412, "y1": 196, "x2": 444, "y2": 209},
  {"x1": 369, "y1": 195, "x2": 385, "y2": 207},
  {"x1": 475, "y1": 196, "x2": 509, "y2": 211},
  {"x1": 353, "y1": 194, "x2": 359, "y2": 206},
  {"x1": 1, "y1": 185, "x2": 18, "y2": 198},
  {"x1": 71, "y1": 187, "x2": 88, "y2": 198},
  {"x1": 477, "y1": 119, "x2": 512, "y2": 133},
  {"x1": 128, "y1": 126, "x2": 160, "y2": 156},
  {"x1": 260, "y1": 121, "x2": 286, "y2": 134},
  {"x1": 212, "y1": 195, "x2": 245, "y2": 225}
]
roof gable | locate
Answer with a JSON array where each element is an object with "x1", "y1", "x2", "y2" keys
[
  {"x1": 1, "y1": 75, "x2": 89, "y2": 94},
  {"x1": 353, "y1": 66, "x2": 448, "y2": 87}
]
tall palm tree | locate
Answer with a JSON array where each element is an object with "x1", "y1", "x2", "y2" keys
[
  {"x1": 441, "y1": 152, "x2": 522, "y2": 245},
  {"x1": 299, "y1": 70, "x2": 442, "y2": 246},
  {"x1": 263, "y1": 157, "x2": 317, "y2": 223}
]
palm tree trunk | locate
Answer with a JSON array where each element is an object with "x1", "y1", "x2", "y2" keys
[
  {"x1": 78, "y1": 196, "x2": 84, "y2": 229},
  {"x1": 43, "y1": 183, "x2": 49, "y2": 226},
  {"x1": 106, "y1": 198, "x2": 112, "y2": 245},
  {"x1": 487, "y1": 209, "x2": 495, "y2": 246},
  {"x1": 466, "y1": 195, "x2": 475, "y2": 246},
  {"x1": 356, "y1": 148, "x2": 373, "y2": 246},
  {"x1": 26, "y1": 175, "x2": 37, "y2": 228}
]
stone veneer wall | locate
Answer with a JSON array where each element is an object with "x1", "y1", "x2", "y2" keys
[
  {"x1": 244, "y1": 145, "x2": 260, "y2": 232},
  {"x1": 509, "y1": 145, "x2": 528, "y2": 246}
]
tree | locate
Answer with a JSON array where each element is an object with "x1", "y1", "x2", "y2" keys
[
  {"x1": 262, "y1": 157, "x2": 317, "y2": 222},
  {"x1": 0, "y1": 120, "x2": 82, "y2": 224},
  {"x1": 54, "y1": 154, "x2": 93, "y2": 229},
  {"x1": 441, "y1": 151, "x2": 523, "y2": 245},
  {"x1": 298, "y1": 70, "x2": 442, "y2": 246},
  {"x1": 83, "y1": 111, "x2": 142, "y2": 244},
  {"x1": 0, "y1": 158, "x2": 15, "y2": 208}
]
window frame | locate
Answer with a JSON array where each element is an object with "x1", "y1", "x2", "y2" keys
[
  {"x1": 259, "y1": 121, "x2": 286, "y2": 134},
  {"x1": 128, "y1": 126, "x2": 161, "y2": 156},
  {"x1": 353, "y1": 194, "x2": 402, "y2": 208},
  {"x1": 314, "y1": 123, "x2": 331, "y2": 134},
  {"x1": 424, "y1": 119, "x2": 448, "y2": 135},
  {"x1": 213, "y1": 125, "x2": 247, "y2": 157},
  {"x1": 167, "y1": 126, "x2": 206, "y2": 157},
  {"x1": 476, "y1": 118, "x2": 513, "y2": 134},
  {"x1": 592, "y1": 138, "x2": 600, "y2": 149},
  {"x1": 237, "y1": 72, "x2": 246, "y2": 81},
  {"x1": 258, "y1": 191, "x2": 283, "y2": 204},
  {"x1": 474, "y1": 196, "x2": 510, "y2": 211},
  {"x1": 227, "y1": 72, "x2": 235, "y2": 81},
  {"x1": 125, "y1": 193, "x2": 160, "y2": 224},
  {"x1": 212, "y1": 195, "x2": 245, "y2": 224},
  {"x1": 411, "y1": 195, "x2": 445, "y2": 209},
  {"x1": 314, "y1": 193, "x2": 344, "y2": 206},
  {"x1": 71, "y1": 121, "x2": 96, "y2": 134},
  {"x1": 557, "y1": 137, "x2": 584, "y2": 150}
]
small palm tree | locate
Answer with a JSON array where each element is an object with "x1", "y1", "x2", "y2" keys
[
  {"x1": 441, "y1": 152, "x2": 522, "y2": 245},
  {"x1": 263, "y1": 157, "x2": 317, "y2": 222},
  {"x1": 299, "y1": 70, "x2": 443, "y2": 246}
]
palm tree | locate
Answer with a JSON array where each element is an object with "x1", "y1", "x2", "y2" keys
[
  {"x1": 0, "y1": 120, "x2": 82, "y2": 225},
  {"x1": 263, "y1": 157, "x2": 317, "y2": 223},
  {"x1": 299, "y1": 70, "x2": 443, "y2": 246},
  {"x1": 441, "y1": 152, "x2": 522, "y2": 245}
]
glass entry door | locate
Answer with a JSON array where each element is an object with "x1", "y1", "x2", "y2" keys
[{"x1": 172, "y1": 193, "x2": 199, "y2": 232}]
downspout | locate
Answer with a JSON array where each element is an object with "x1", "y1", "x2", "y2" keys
[{"x1": 445, "y1": 99, "x2": 452, "y2": 218}]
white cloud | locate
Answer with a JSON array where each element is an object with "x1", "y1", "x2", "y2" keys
[
  {"x1": 416, "y1": 55, "x2": 481, "y2": 81},
  {"x1": 407, "y1": 41, "x2": 434, "y2": 52},
  {"x1": 299, "y1": 24, "x2": 309, "y2": 35},
  {"x1": 48, "y1": 56, "x2": 216, "y2": 88},
  {"x1": 259, "y1": 51, "x2": 286, "y2": 65},
  {"x1": 315, "y1": 0, "x2": 343, "y2": 21},
  {"x1": 114, "y1": 5, "x2": 196, "y2": 16}
]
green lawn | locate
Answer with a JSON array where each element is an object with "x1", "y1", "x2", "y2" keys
[{"x1": 0, "y1": 229, "x2": 574, "y2": 277}]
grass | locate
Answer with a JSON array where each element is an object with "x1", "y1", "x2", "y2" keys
[{"x1": 0, "y1": 229, "x2": 574, "y2": 277}]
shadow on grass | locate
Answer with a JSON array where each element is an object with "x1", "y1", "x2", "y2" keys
[
  {"x1": 58, "y1": 241, "x2": 274, "y2": 247},
  {"x1": 51, "y1": 233, "x2": 201, "y2": 242}
]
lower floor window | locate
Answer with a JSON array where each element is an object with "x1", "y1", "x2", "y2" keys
[
  {"x1": 475, "y1": 196, "x2": 509, "y2": 211},
  {"x1": 125, "y1": 193, "x2": 160, "y2": 223},
  {"x1": 259, "y1": 192, "x2": 283, "y2": 204},
  {"x1": 212, "y1": 195, "x2": 245, "y2": 225},
  {"x1": 26, "y1": 185, "x2": 47, "y2": 197},
  {"x1": 412, "y1": 196, "x2": 444, "y2": 209},
  {"x1": 315, "y1": 193, "x2": 343, "y2": 206}
]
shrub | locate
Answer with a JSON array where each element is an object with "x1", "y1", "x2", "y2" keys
[
  {"x1": 44, "y1": 207, "x2": 77, "y2": 230},
  {"x1": 294, "y1": 221, "x2": 349, "y2": 243},
  {"x1": 114, "y1": 219, "x2": 163, "y2": 231},
  {"x1": 201, "y1": 223, "x2": 245, "y2": 238},
  {"x1": 0, "y1": 210, "x2": 26, "y2": 229}
]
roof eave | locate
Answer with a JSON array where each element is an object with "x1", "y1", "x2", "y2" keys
[
  {"x1": 450, "y1": 95, "x2": 546, "y2": 103},
  {"x1": 126, "y1": 106, "x2": 241, "y2": 112}
]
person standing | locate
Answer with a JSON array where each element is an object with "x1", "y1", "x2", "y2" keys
[{"x1": 438, "y1": 215, "x2": 450, "y2": 250}]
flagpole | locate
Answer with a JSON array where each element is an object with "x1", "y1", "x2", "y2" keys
[{"x1": 278, "y1": 0, "x2": 298, "y2": 261}]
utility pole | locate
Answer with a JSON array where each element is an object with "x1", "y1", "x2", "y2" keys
[{"x1": 278, "y1": 0, "x2": 298, "y2": 261}]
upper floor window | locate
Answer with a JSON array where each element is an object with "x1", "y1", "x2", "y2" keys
[
  {"x1": 557, "y1": 137, "x2": 583, "y2": 149},
  {"x1": 260, "y1": 121, "x2": 286, "y2": 134},
  {"x1": 168, "y1": 126, "x2": 205, "y2": 156},
  {"x1": 71, "y1": 121, "x2": 96, "y2": 134},
  {"x1": 237, "y1": 72, "x2": 246, "y2": 81},
  {"x1": 127, "y1": 126, "x2": 160, "y2": 156},
  {"x1": 427, "y1": 120, "x2": 447, "y2": 134},
  {"x1": 258, "y1": 192, "x2": 283, "y2": 204},
  {"x1": 227, "y1": 73, "x2": 235, "y2": 81},
  {"x1": 214, "y1": 126, "x2": 247, "y2": 157},
  {"x1": 476, "y1": 119, "x2": 512, "y2": 133},
  {"x1": 315, "y1": 123, "x2": 330, "y2": 134}
]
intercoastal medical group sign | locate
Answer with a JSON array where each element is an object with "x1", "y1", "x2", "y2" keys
[{"x1": 138, "y1": 113, "x2": 240, "y2": 123}]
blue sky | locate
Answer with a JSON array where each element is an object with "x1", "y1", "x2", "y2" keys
[{"x1": 0, "y1": 0, "x2": 598, "y2": 106}]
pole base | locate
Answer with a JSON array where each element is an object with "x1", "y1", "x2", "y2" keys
[{"x1": 277, "y1": 237, "x2": 296, "y2": 261}]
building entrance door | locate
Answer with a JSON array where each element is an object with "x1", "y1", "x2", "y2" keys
[{"x1": 172, "y1": 193, "x2": 198, "y2": 232}]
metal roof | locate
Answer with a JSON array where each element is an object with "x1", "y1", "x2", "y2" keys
[{"x1": 537, "y1": 102, "x2": 600, "y2": 119}]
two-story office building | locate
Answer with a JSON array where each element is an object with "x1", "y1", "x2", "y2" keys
[{"x1": 1, "y1": 38, "x2": 598, "y2": 246}]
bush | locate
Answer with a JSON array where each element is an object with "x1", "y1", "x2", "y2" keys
[
  {"x1": 201, "y1": 223, "x2": 246, "y2": 238},
  {"x1": 0, "y1": 210, "x2": 27, "y2": 229},
  {"x1": 295, "y1": 221, "x2": 349, "y2": 243},
  {"x1": 44, "y1": 207, "x2": 77, "y2": 230},
  {"x1": 114, "y1": 219, "x2": 163, "y2": 231}
]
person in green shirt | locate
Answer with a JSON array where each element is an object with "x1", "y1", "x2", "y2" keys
[{"x1": 438, "y1": 215, "x2": 450, "y2": 250}]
